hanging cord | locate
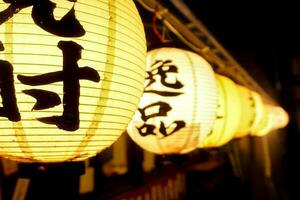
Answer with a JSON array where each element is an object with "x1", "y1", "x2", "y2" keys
[{"x1": 152, "y1": 12, "x2": 165, "y2": 42}]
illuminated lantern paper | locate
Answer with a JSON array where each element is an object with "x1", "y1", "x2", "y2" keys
[
  {"x1": 249, "y1": 91, "x2": 268, "y2": 134},
  {"x1": 200, "y1": 74, "x2": 241, "y2": 148},
  {"x1": 251, "y1": 105, "x2": 274, "y2": 136},
  {"x1": 0, "y1": 0, "x2": 146, "y2": 162},
  {"x1": 234, "y1": 85, "x2": 256, "y2": 138},
  {"x1": 269, "y1": 106, "x2": 289, "y2": 130},
  {"x1": 127, "y1": 48, "x2": 218, "y2": 154},
  {"x1": 251, "y1": 105, "x2": 289, "y2": 137}
]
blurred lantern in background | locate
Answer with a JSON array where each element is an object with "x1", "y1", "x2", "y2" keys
[
  {"x1": 200, "y1": 74, "x2": 241, "y2": 148},
  {"x1": 0, "y1": 0, "x2": 146, "y2": 162},
  {"x1": 269, "y1": 106, "x2": 289, "y2": 130},
  {"x1": 251, "y1": 105, "x2": 289, "y2": 137},
  {"x1": 249, "y1": 91, "x2": 267, "y2": 134},
  {"x1": 200, "y1": 73, "x2": 290, "y2": 147},
  {"x1": 127, "y1": 47, "x2": 217, "y2": 154},
  {"x1": 234, "y1": 85, "x2": 256, "y2": 138},
  {"x1": 250, "y1": 105, "x2": 275, "y2": 137}
]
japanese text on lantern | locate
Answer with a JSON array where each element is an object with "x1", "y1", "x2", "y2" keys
[
  {"x1": 137, "y1": 60, "x2": 186, "y2": 138},
  {"x1": 0, "y1": 0, "x2": 100, "y2": 131}
]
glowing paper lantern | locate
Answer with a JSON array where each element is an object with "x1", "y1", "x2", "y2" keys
[
  {"x1": 234, "y1": 85, "x2": 256, "y2": 138},
  {"x1": 0, "y1": 0, "x2": 146, "y2": 162},
  {"x1": 269, "y1": 106, "x2": 289, "y2": 130},
  {"x1": 251, "y1": 105, "x2": 289, "y2": 137},
  {"x1": 249, "y1": 91, "x2": 268, "y2": 134},
  {"x1": 127, "y1": 47, "x2": 217, "y2": 154},
  {"x1": 200, "y1": 74, "x2": 241, "y2": 148},
  {"x1": 251, "y1": 105, "x2": 274, "y2": 136}
]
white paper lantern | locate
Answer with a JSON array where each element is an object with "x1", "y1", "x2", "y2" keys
[
  {"x1": 0, "y1": 0, "x2": 146, "y2": 162},
  {"x1": 127, "y1": 47, "x2": 218, "y2": 154}
]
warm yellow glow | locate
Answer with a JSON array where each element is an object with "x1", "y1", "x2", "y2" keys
[
  {"x1": 251, "y1": 105, "x2": 274, "y2": 136},
  {"x1": 251, "y1": 105, "x2": 289, "y2": 137},
  {"x1": 249, "y1": 91, "x2": 268, "y2": 134},
  {"x1": 127, "y1": 47, "x2": 217, "y2": 154},
  {"x1": 199, "y1": 73, "x2": 289, "y2": 146},
  {"x1": 234, "y1": 85, "x2": 256, "y2": 138},
  {"x1": 0, "y1": 0, "x2": 146, "y2": 162},
  {"x1": 201, "y1": 74, "x2": 241, "y2": 147},
  {"x1": 269, "y1": 106, "x2": 289, "y2": 130}
]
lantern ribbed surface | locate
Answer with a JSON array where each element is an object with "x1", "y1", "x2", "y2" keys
[
  {"x1": 127, "y1": 47, "x2": 217, "y2": 154},
  {"x1": 201, "y1": 74, "x2": 241, "y2": 148},
  {"x1": 250, "y1": 91, "x2": 267, "y2": 135},
  {"x1": 234, "y1": 85, "x2": 256, "y2": 138},
  {"x1": 0, "y1": 0, "x2": 146, "y2": 162},
  {"x1": 252, "y1": 105, "x2": 273, "y2": 136}
]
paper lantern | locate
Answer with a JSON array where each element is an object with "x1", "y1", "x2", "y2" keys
[
  {"x1": 249, "y1": 91, "x2": 268, "y2": 134},
  {"x1": 200, "y1": 74, "x2": 241, "y2": 148},
  {"x1": 0, "y1": 0, "x2": 146, "y2": 162},
  {"x1": 251, "y1": 105, "x2": 289, "y2": 137},
  {"x1": 251, "y1": 105, "x2": 274, "y2": 136},
  {"x1": 269, "y1": 106, "x2": 289, "y2": 130},
  {"x1": 127, "y1": 47, "x2": 217, "y2": 154},
  {"x1": 234, "y1": 85, "x2": 256, "y2": 138}
]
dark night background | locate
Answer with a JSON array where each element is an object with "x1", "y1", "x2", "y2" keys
[{"x1": 182, "y1": 1, "x2": 300, "y2": 200}]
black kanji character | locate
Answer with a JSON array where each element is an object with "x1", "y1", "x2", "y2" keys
[
  {"x1": 145, "y1": 60, "x2": 184, "y2": 96},
  {"x1": 138, "y1": 101, "x2": 171, "y2": 122},
  {"x1": 137, "y1": 101, "x2": 186, "y2": 138},
  {"x1": 18, "y1": 41, "x2": 100, "y2": 131},
  {"x1": 159, "y1": 121, "x2": 185, "y2": 138},
  {"x1": 0, "y1": 0, "x2": 85, "y2": 37},
  {"x1": 137, "y1": 120, "x2": 186, "y2": 138},
  {"x1": 137, "y1": 123, "x2": 155, "y2": 137},
  {"x1": 0, "y1": 41, "x2": 20, "y2": 121}
]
